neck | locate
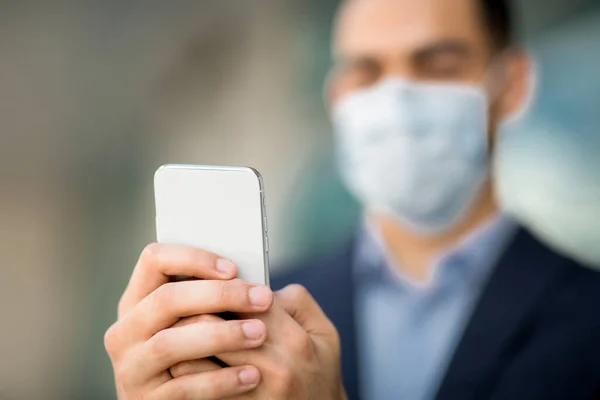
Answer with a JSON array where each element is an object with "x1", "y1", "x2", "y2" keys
[{"x1": 371, "y1": 183, "x2": 498, "y2": 284}]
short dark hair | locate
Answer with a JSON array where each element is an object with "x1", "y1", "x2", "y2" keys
[{"x1": 478, "y1": 0, "x2": 514, "y2": 49}]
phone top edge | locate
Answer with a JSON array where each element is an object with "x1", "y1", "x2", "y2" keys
[{"x1": 155, "y1": 164, "x2": 265, "y2": 191}]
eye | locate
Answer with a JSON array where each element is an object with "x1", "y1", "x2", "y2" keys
[
  {"x1": 417, "y1": 53, "x2": 468, "y2": 80},
  {"x1": 335, "y1": 58, "x2": 382, "y2": 89}
]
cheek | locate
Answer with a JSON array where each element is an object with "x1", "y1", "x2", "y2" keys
[
  {"x1": 328, "y1": 79, "x2": 356, "y2": 106},
  {"x1": 327, "y1": 71, "x2": 375, "y2": 106}
]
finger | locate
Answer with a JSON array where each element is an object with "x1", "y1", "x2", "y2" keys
[
  {"x1": 216, "y1": 287, "x2": 335, "y2": 378},
  {"x1": 276, "y1": 284, "x2": 335, "y2": 337},
  {"x1": 171, "y1": 314, "x2": 223, "y2": 329},
  {"x1": 148, "y1": 366, "x2": 261, "y2": 400},
  {"x1": 170, "y1": 358, "x2": 221, "y2": 378},
  {"x1": 118, "y1": 279, "x2": 273, "y2": 342},
  {"x1": 133, "y1": 319, "x2": 267, "y2": 378},
  {"x1": 118, "y1": 243, "x2": 238, "y2": 318},
  {"x1": 217, "y1": 300, "x2": 306, "y2": 367},
  {"x1": 170, "y1": 314, "x2": 229, "y2": 375},
  {"x1": 106, "y1": 315, "x2": 226, "y2": 363}
]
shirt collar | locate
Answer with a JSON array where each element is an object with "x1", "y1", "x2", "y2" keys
[{"x1": 353, "y1": 214, "x2": 518, "y2": 290}]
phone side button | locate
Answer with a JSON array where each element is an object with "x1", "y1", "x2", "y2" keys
[{"x1": 265, "y1": 236, "x2": 269, "y2": 252}]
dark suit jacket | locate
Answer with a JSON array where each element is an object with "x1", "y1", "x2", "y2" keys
[{"x1": 271, "y1": 228, "x2": 600, "y2": 399}]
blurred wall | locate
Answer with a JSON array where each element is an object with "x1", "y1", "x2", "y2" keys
[
  {"x1": 0, "y1": 1, "x2": 329, "y2": 398},
  {"x1": 496, "y1": 2, "x2": 600, "y2": 266},
  {"x1": 0, "y1": 0, "x2": 598, "y2": 398}
]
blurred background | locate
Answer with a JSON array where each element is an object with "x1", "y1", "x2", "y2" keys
[{"x1": 0, "y1": 0, "x2": 599, "y2": 398}]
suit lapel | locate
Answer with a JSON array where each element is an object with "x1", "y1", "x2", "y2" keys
[
  {"x1": 435, "y1": 228, "x2": 570, "y2": 400},
  {"x1": 324, "y1": 241, "x2": 360, "y2": 400}
]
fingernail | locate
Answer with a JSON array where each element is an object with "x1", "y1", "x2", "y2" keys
[
  {"x1": 241, "y1": 320, "x2": 265, "y2": 340},
  {"x1": 238, "y1": 367, "x2": 260, "y2": 386},
  {"x1": 216, "y1": 258, "x2": 236, "y2": 276},
  {"x1": 249, "y1": 286, "x2": 271, "y2": 307}
]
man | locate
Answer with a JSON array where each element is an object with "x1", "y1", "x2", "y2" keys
[{"x1": 105, "y1": 0, "x2": 600, "y2": 399}]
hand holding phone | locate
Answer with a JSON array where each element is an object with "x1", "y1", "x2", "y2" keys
[{"x1": 105, "y1": 164, "x2": 343, "y2": 399}]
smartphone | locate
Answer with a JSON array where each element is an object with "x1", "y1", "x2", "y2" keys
[{"x1": 154, "y1": 164, "x2": 270, "y2": 286}]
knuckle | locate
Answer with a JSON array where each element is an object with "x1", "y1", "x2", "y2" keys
[
  {"x1": 145, "y1": 331, "x2": 171, "y2": 364},
  {"x1": 330, "y1": 326, "x2": 342, "y2": 353},
  {"x1": 200, "y1": 320, "x2": 242, "y2": 352},
  {"x1": 270, "y1": 365, "x2": 295, "y2": 395},
  {"x1": 289, "y1": 332, "x2": 312, "y2": 357},
  {"x1": 103, "y1": 322, "x2": 122, "y2": 357},
  {"x1": 278, "y1": 366, "x2": 294, "y2": 385},
  {"x1": 230, "y1": 278, "x2": 248, "y2": 289},
  {"x1": 152, "y1": 282, "x2": 177, "y2": 312},
  {"x1": 140, "y1": 242, "x2": 161, "y2": 265},
  {"x1": 215, "y1": 280, "x2": 229, "y2": 305},
  {"x1": 287, "y1": 284, "x2": 310, "y2": 302},
  {"x1": 218, "y1": 321, "x2": 246, "y2": 350},
  {"x1": 217, "y1": 279, "x2": 246, "y2": 307},
  {"x1": 229, "y1": 321, "x2": 248, "y2": 343},
  {"x1": 189, "y1": 247, "x2": 215, "y2": 270},
  {"x1": 206, "y1": 369, "x2": 242, "y2": 397}
]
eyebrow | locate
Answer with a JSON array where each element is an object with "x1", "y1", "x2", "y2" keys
[
  {"x1": 412, "y1": 40, "x2": 473, "y2": 60},
  {"x1": 333, "y1": 40, "x2": 475, "y2": 66}
]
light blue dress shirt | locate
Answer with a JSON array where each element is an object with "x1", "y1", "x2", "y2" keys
[{"x1": 355, "y1": 215, "x2": 517, "y2": 400}]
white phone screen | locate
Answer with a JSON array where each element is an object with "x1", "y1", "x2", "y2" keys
[{"x1": 154, "y1": 165, "x2": 270, "y2": 286}]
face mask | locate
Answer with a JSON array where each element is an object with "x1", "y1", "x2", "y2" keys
[{"x1": 332, "y1": 77, "x2": 489, "y2": 235}]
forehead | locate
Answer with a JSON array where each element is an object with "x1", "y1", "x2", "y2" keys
[{"x1": 334, "y1": 0, "x2": 488, "y2": 57}]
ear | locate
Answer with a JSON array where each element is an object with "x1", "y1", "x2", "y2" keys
[{"x1": 498, "y1": 49, "x2": 535, "y2": 121}]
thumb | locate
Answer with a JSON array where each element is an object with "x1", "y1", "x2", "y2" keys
[{"x1": 276, "y1": 284, "x2": 336, "y2": 338}]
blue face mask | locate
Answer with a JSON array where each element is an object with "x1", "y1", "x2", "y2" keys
[{"x1": 332, "y1": 77, "x2": 490, "y2": 235}]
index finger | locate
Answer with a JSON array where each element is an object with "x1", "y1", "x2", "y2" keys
[{"x1": 118, "y1": 243, "x2": 237, "y2": 318}]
